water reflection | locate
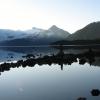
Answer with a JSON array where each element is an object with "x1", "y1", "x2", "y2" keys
[
  {"x1": 77, "y1": 97, "x2": 87, "y2": 100},
  {"x1": 0, "y1": 47, "x2": 100, "y2": 75},
  {"x1": 0, "y1": 46, "x2": 100, "y2": 100}
]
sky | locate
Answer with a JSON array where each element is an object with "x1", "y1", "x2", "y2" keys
[{"x1": 0, "y1": 0, "x2": 100, "y2": 33}]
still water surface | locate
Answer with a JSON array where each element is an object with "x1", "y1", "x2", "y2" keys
[
  {"x1": 0, "y1": 64, "x2": 100, "y2": 100},
  {"x1": 0, "y1": 47, "x2": 100, "y2": 100}
]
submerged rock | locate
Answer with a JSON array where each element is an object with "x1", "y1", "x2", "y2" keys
[{"x1": 91, "y1": 89, "x2": 100, "y2": 96}]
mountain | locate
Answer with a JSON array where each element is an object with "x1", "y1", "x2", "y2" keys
[
  {"x1": 25, "y1": 25, "x2": 70, "y2": 40},
  {"x1": 0, "y1": 25, "x2": 70, "y2": 46},
  {"x1": 67, "y1": 22, "x2": 100, "y2": 40},
  {"x1": 24, "y1": 27, "x2": 45, "y2": 34},
  {"x1": 34, "y1": 25, "x2": 70, "y2": 40},
  {"x1": 0, "y1": 28, "x2": 45, "y2": 41},
  {"x1": 44, "y1": 25, "x2": 70, "y2": 39},
  {"x1": 0, "y1": 29, "x2": 28, "y2": 41}
]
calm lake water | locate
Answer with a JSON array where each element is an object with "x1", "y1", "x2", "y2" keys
[{"x1": 0, "y1": 47, "x2": 100, "y2": 100}]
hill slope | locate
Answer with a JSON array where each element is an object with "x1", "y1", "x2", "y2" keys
[{"x1": 67, "y1": 22, "x2": 100, "y2": 40}]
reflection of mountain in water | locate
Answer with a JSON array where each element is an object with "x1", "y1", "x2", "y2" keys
[
  {"x1": 0, "y1": 49, "x2": 24, "y2": 62},
  {"x1": 0, "y1": 46, "x2": 60, "y2": 62},
  {"x1": 0, "y1": 47, "x2": 100, "y2": 75}
]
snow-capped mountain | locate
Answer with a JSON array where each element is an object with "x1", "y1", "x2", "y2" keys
[
  {"x1": 23, "y1": 25, "x2": 70, "y2": 40},
  {"x1": 39, "y1": 25, "x2": 70, "y2": 39},
  {"x1": 0, "y1": 27, "x2": 44, "y2": 41},
  {"x1": 24, "y1": 27, "x2": 45, "y2": 34},
  {"x1": 0, "y1": 25, "x2": 70, "y2": 45},
  {"x1": 25, "y1": 25, "x2": 70, "y2": 44},
  {"x1": 0, "y1": 29, "x2": 24, "y2": 41}
]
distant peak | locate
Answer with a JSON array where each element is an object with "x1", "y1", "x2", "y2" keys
[
  {"x1": 32, "y1": 27, "x2": 40, "y2": 30},
  {"x1": 32, "y1": 27, "x2": 37, "y2": 29},
  {"x1": 31, "y1": 27, "x2": 44, "y2": 31},
  {"x1": 51, "y1": 25, "x2": 58, "y2": 28},
  {"x1": 49, "y1": 25, "x2": 60, "y2": 31}
]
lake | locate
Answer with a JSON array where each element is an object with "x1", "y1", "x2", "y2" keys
[{"x1": 0, "y1": 46, "x2": 100, "y2": 100}]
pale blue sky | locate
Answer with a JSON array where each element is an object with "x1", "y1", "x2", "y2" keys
[{"x1": 0, "y1": 0, "x2": 100, "y2": 33}]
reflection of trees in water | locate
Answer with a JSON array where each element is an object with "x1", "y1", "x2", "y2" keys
[
  {"x1": 0, "y1": 47, "x2": 100, "y2": 99},
  {"x1": 77, "y1": 89, "x2": 100, "y2": 100},
  {"x1": 0, "y1": 48, "x2": 100, "y2": 75},
  {"x1": 78, "y1": 48, "x2": 95, "y2": 66},
  {"x1": 77, "y1": 97, "x2": 87, "y2": 100}
]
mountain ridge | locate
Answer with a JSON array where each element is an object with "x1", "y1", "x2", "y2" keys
[
  {"x1": 0, "y1": 25, "x2": 70, "y2": 45},
  {"x1": 67, "y1": 21, "x2": 100, "y2": 40}
]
